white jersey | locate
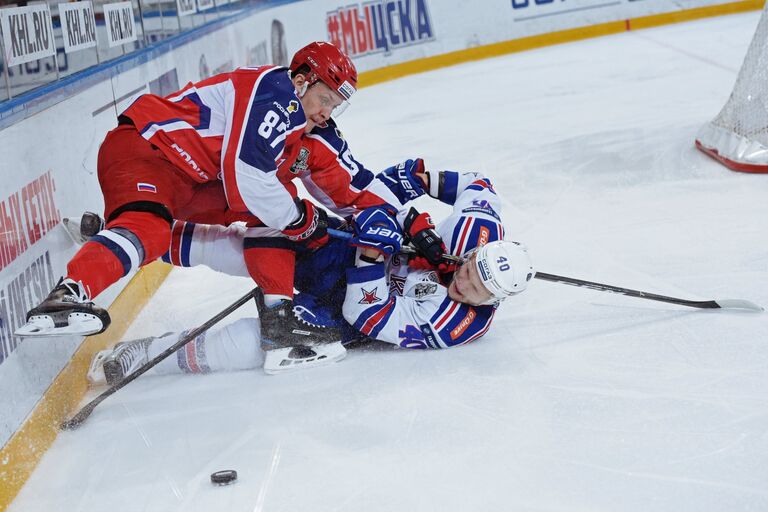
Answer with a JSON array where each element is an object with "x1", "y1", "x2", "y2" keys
[
  {"x1": 342, "y1": 169, "x2": 505, "y2": 348},
  {"x1": 161, "y1": 169, "x2": 506, "y2": 349}
]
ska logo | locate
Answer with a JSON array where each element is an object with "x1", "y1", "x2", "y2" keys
[{"x1": 359, "y1": 287, "x2": 382, "y2": 305}]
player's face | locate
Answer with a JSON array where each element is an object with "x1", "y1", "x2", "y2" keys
[
  {"x1": 300, "y1": 82, "x2": 344, "y2": 132},
  {"x1": 447, "y1": 253, "x2": 494, "y2": 306}
]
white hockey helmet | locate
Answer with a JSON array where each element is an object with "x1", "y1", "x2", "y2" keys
[{"x1": 471, "y1": 240, "x2": 535, "y2": 303}]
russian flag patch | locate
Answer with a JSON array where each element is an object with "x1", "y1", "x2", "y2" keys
[{"x1": 137, "y1": 182, "x2": 157, "y2": 193}]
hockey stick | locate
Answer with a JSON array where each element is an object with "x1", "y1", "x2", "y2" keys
[
  {"x1": 327, "y1": 229, "x2": 762, "y2": 312},
  {"x1": 328, "y1": 228, "x2": 462, "y2": 261},
  {"x1": 60, "y1": 288, "x2": 258, "y2": 430},
  {"x1": 533, "y1": 272, "x2": 762, "y2": 312}
]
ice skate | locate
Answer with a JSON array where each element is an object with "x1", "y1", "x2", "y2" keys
[
  {"x1": 86, "y1": 337, "x2": 152, "y2": 386},
  {"x1": 254, "y1": 290, "x2": 346, "y2": 374},
  {"x1": 15, "y1": 278, "x2": 111, "y2": 337}
]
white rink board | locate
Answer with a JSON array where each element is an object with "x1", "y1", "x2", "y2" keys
[{"x1": 0, "y1": 0, "x2": 756, "y2": 465}]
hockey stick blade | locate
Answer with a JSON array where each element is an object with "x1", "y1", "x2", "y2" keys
[
  {"x1": 713, "y1": 299, "x2": 764, "y2": 312},
  {"x1": 60, "y1": 399, "x2": 102, "y2": 430},
  {"x1": 60, "y1": 288, "x2": 258, "y2": 430}
]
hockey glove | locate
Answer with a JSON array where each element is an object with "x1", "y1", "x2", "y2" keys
[
  {"x1": 376, "y1": 158, "x2": 427, "y2": 204},
  {"x1": 282, "y1": 198, "x2": 329, "y2": 249},
  {"x1": 350, "y1": 206, "x2": 403, "y2": 256},
  {"x1": 407, "y1": 255, "x2": 458, "y2": 276},
  {"x1": 403, "y1": 207, "x2": 446, "y2": 266}
]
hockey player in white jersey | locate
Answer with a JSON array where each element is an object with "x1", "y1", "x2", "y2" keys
[{"x1": 88, "y1": 167, "x2": 535, "y2": 381}]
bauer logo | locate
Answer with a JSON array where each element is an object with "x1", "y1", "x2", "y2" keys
[{"x1": 327, "y1": 0, "x2": 435, "y2": 58}]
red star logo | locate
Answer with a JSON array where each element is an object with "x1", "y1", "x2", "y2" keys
[{"x1": 359, "y1": 287, "x2": 382, "y2": 305}]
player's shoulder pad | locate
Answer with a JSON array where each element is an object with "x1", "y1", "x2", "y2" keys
[
  {"x1": 460, "y1": 197, "x2": 501, "y2": 221},
  {"x1": 426, "y1": 298, "x2": 496, "y2": 348},
  {"x1": 446, "y1": 215, "x2": 504, "y2": 257},
  {"x1": 307, "y1": 118, "x2": 347, "y2": 153},
  {"x1": 465, "y1": 176, "x2": 497, "y2": 195},
  {"x1": 249, "y1": 67, "x2": 306, "y2": 126}
]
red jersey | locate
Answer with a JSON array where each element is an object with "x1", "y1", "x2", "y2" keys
[{"x1": 122, "y1": 66, "x2": 306, "y2": 230}]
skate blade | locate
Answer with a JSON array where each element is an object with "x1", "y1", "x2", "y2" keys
[
  {"x1": 263, "y1": 342, "x2": 346, "y2": 375},
  {"x1": 15, "y1": 313, "x2": 104, "y2": 337},
  {"x1": 62, "y1": 217, "x2": 88, "y2": 245},
  {"x1": 86, "y1": 349, "x2": 112, "y2": 386}
]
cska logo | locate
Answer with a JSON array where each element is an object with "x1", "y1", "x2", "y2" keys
[{"x1": 327, "y1": 0, "x2": 435, "y2": 58}]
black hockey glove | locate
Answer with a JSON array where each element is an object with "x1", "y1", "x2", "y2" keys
[
  {"x1": 282, "y1": 198, "x2": 329, "y2": 249},
  {"x1": 403, "y1": 207, "x2": 445, "y2": 266}
]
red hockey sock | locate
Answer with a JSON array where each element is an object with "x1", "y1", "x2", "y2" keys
[
  {"x1": 243, "y1": 240, "x2": 296, "y2": 298},
  {"x1": 67, "y1": 211, "x2": 171, "y2": 298}
]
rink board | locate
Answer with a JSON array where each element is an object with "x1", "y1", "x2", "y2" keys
[{"x1": 0, "y1": 0, "x2": 763, "y2": 510}]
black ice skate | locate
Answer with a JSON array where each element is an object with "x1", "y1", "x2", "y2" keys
[
  {"x1": 254, "y1": 290, "x2": 346, "y2": 374},
  {"x1": 15, "y1": 278, "x2": 111, "y2": 337},
  {"x1": 88, "y1": 337, "x2": 152, "y2": 386}
]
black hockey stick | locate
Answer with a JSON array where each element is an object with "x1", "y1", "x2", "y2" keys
[
  {"x1": 61, "y1": 288, "x2": 258, "y2": 430},
  {"x1": 328, "y1": 229, "x2": 762, "y2": 312},
  {"x1": 533, "y1": 272, "x2": 762, "y2": 312}
]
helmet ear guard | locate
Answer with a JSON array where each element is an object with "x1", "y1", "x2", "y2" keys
[{"x1": 471, "y1": 240, "x2": 535, "y2": 304}]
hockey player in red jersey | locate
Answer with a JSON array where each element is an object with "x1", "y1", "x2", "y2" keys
[
  {"x1": 17, "y1": 42, "x2": 393, "y2": 347},
  {"x1": 84, "y1": 167, "x2": 534, "y2": 375},
  {"x1": 86, "y1": 172, "x2": 534, "y2": 380}
]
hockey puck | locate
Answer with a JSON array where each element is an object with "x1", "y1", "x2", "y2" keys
[{"x1": 210, "y1": 470, "x2": 238, "y2": 485}]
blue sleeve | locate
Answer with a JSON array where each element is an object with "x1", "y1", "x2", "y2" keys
[
  {"x1": 310, "y1": 119, "x2": 377, "y2": 190},
  {"x1": 428, "y1": 297, "x2": 496, "y2": 347}
]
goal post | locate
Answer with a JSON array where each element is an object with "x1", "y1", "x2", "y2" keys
[{"x1": 696, "y1": 2, "x2": 768, "y2": 173}]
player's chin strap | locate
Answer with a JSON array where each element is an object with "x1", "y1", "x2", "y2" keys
[{"x1": 327, "y1": 229, "x2": 763, "y2": 312}]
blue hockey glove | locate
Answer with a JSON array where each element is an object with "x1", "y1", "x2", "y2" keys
[
  {"x1": 350, "y1": 206, "x2": 403, "y2": 256},
  {"x1": 376, "y1": 158, "x2": 427, "y2": 204}
]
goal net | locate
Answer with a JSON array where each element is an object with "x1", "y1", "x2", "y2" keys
[{"x1": 696, "y1": 3, "x2": 768, "y2": 173}]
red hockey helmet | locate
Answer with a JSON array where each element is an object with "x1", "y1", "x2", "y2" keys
[{"x1": 290, "y1": 42, "x2": 357, "y2": 103}]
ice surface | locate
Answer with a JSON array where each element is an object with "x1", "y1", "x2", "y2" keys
[{"x1": 10, "y1": 12, "x2": 768, "y2": 512}]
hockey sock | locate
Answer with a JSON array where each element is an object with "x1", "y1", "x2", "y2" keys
[
  {"x1": 243, "y1": 238, "x2": 297, "y2": 298},
  {"x1": 147, "y1": 318, "x2": 264, "y2": 375},
  {"x1": 163, "y1": 220, "x2": 196, "y2": 267},
  {"x1": 67, "y1": 211, "x2": 170, "y2": 298}
]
